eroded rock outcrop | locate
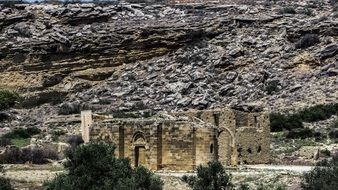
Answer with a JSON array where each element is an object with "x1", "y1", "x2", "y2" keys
[{"x1": 0, "y1": 1, "x2": 338, "y2": 128}]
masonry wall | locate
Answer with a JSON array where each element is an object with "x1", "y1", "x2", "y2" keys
[
  {"x1": 84, "y1": 108, "x2": 271, "y2": 171},
  {"x1": 89, "y1": 119, "x2": 217, "y2": 171},
  {"x1": 174, "y1": 108, "x2": 237, "y2": 165},
  {"x1": 161, "y1": 122, "x2": 196, "y2": 171},
  {"x1": 234, "y1": 111, "x2": 270, "y2": 164}
]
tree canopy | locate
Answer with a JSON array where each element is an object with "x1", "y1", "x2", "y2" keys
[{"x1": 45, "y1": 142, "x2": 163, "y2": 190}]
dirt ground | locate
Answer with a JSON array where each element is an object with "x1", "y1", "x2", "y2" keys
[{"x1": 0, "y1": 164, "x2": 307, "y2": 190}]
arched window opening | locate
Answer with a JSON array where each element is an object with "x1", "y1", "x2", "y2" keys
[{"x1": 210, "y1": 144, "x2": 214, "y2": 154}]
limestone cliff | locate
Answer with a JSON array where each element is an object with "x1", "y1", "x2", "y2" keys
[{"x1": 0, "y1": 1, "x2": 338, "y2": 127}]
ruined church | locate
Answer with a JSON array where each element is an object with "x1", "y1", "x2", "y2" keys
[{"x1": 81, "y1": 108, "x2": 270, "y2": 171}]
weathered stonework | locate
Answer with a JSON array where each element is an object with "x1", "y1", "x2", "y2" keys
[{"x1": 81, "y1": 108, "x2": 270, "y2": 171}]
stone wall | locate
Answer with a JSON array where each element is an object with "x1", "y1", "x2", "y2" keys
[
  {"x1": 82, "y1": 108, "x2": 270, "y2": 171},
  {"x1": 234, "y1": 111, "x2": 270, "y2": 164},
  {"x1": 89, "y1": 118, "x2": 215, "y2": 171}
]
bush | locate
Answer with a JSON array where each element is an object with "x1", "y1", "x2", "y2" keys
[
  {"x1": 238, "y1": 183, "x2": 250, "y2": 190},
  {"x1": 278, "y1": 6, "x2": 296, "y2": 14},
  {"x1": 2, "y1": 127, "x2": 41, "y2": 139},
  {"x1": 0, "y1": 138, "x2": 11, "y2": 147},
  {"x1": 298, "y1": 103, "x2": 338, "y2": 122},
  {"x1": 0, "y1": 112, "x2": 10, "y2": 122},
  {"x1": 270, "y1": 113, "x2": 303, "y2": 132},
  {"x1": 329, "y1": 129, "x2": 338, "y2": 139},
  {"x1": 182, "y1": 175, "x2": 198, "y2": 188},
  {"x1": 183, "y1": 160, "x2": 233, "y2": 190},
  {"x1": 264, "y1": 80, "x2": 280, "y2": 95},
  {"x1": 286, "y1": 128, "x2": 314, "y2": 139},
  {"x1": 58, "y1": 102, "x2": 81, "y2": 115},
  {"x1": 45, "y1": 142, "x2": 163, "y2": 190},
  {"x1": 0, "y1": 147, "x2": 59, "y2": 164},
  {"x1": 0, "y1": 177, "x2": 14, "y2": 190},
  {"x1": 51, "y1": 130, "x2": 66, "y2": 141},
  {"x1": 302, "y1": 154, "x2": 338, "y2": 190},
  {"x1": 270, "y1": 103, "x2": 338, "y2": 132},
  {"x1": 295, "y1": 34, "x2": 320, "y2": 49},
  {"x1": 0, "y1": 90, "x2": 19, "y2": 111},
  {"x1": 66, "y1": 135, "x2": 84, "y2": 148},
  {"x1": 302, "y1": 7, "x2": 315, "y2": 16}
]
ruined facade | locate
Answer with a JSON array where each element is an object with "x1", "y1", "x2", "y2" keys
[{"x1": 81, "y1": 108, "x2": 270, "y2": 171}]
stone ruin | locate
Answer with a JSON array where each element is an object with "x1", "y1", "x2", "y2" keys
[{"x1": 81, "y1": 108, "x2": 270, "y2": 171}]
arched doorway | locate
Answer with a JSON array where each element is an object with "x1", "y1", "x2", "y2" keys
[
  {"x1": 132, "y1": 132, "x2": 147, "y2": 167},
  {"x1": 218, "y1": 128, "x2": 235, "y2": 166}
]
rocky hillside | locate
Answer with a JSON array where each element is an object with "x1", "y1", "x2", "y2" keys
[{"x1": 0, "y1": 1, "x2": 338, "y2": 127}]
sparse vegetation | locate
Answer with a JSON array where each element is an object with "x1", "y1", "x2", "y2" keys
[
  {"x1": 302, "y1": 154, "x2": 338, "y2": 190},
  {"x1": 270, "y1": 113, "x2": 303, "y2": 132},
  {"x1": 264, "y1": 80, "x2": 280, "y2": 95},
  {"x1": 58, "y1": 102, "x2": 81, "y2": 115},
  {"x1": 45, "y1": 142, "x2": 163, "y2": 190},
  {"x1": 0, "y1": 138, "x2": 11, "y2": 147},
  {"x1": 320, "y1": 149, "x2": 331, "y2": 157},
  {"x1": 0, "y1": 127, "x2": 41, "y2": 147},
  {"x1": 182, "y1": 160, "x2": 233, "y2": 190},
  {"x1": 278, "y1": 6, "x2": 297, "y2": 14},
  {"x1": 286, "y1": 128, "x2": 314, "y2": 139},
  {"x1": 0, "y1": 177, "x2": 14, "y2": 190},
  {"x1": 329, "y1": 128, "x2": 338, "y2": 139},
  {"x1": 270, "y1": 103, "x2": 338, "y2": 132},
  {"x1": 51, "y1": 130, "x2": 67, "y2": 141},
  {"x1": 237, "y1": 183, "x2": 250, "y2": 190},
  {"x1": 302, "y1": 7, "x2": 315, "y2": 16},
  {"x1": 66, "y1": 135, "x2": 84, "y2": 148},
  {"x1": 0, "y1": 147, "x2": 59, "y2": 164},
  {"x1": 10, "y1": 138, "x2": 31, "y2": 147},
  {"x1": 2, "y1": 127, "x2": 41, "y2": 139},
  {"x1": 0, "y1": 90, "x2": 19, "y2": 111}
]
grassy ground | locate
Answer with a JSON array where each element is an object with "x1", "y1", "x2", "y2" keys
[{"x1": 10, "y1": 138, "x2": 30, "y2": 148}]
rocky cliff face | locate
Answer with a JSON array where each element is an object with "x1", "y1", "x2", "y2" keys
[{"x1": 1, "y1": 1, "x2": 338, "y2": 127}]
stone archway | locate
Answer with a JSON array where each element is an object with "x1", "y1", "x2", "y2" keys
[
  {"x1": 218, "y1": 128, "x2": 236, "y2": 166},
  {"x1": 132, "y1": 132, "x2": 147, "y2": 167}
]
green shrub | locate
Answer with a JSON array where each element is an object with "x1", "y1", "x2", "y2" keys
[
  {"x1": 302, "y1": 154, "x2": 338, "y2": 190},
  {"x1": 237, "y1": 183, "x2": 250, "y2": 190},
  {"x1": 286, "y1": 128, "x2": 314, "y2": 139},
  {"x1": 45, "y1": 142, "x2": 163, "y2": 190},
  {"x1": 51, "y1": 130, "x2": 66, "y2": 141},
  {"x1": 2, "y1": 127, "x2": 41, "y2": 139},
  {"x1": 298, "y1": 103, "x2": 338, "y2": 122},
  {"x1": 182, "y1": 175, "x2": 198, "y2": 188},
  {"x1": 58, "y1": 102, "x2": 81, "y2": 115},
  {"x1": 66, "y1": 135, "x2": 84, "y2": 148},
  {"x1": 10, "y1": 138, "x2": 30, "y2": 147},
  {"x1": 0, "y1": 90, "x2": 19, "y2": 111},
  {"x1": 0, "y1": 138, "x2": 11, "y2": 147},
  {"x1": 0, "y1": 177, "x2": 14, "y2": 190},
  {"x1": 320, "y1": 149, "x2": 331, "y2": 157},
  {"x1": 185, "y1": 160, "x2": 233, "y2": 190},
  {"x1": 270, "y1": 113, "x2": 303, "y2": 132},
  {"x1": 270, "y1": 103, "x2": 338, "y2": 132},
  {"x1": 0, "y1": 147, "x2": 58, "y2": 164},
  {"x1": 0, "y1": 112, "x2": 10, "y2": 122},
  {"x1": 264, "y1": 80, "x2": 280, "y2": 95}
]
